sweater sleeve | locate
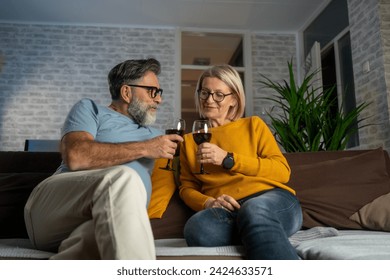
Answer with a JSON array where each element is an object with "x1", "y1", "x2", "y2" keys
[
  {"x1": 230, "y1": 117, "x2": 291, "y2": 183},
  {"x1": 178, "y1": 117, "x2": 292, "y2": 211}
]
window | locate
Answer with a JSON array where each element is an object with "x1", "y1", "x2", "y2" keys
[{"x1": 303, "y1": 0, "x2": 358, "y2": 147}]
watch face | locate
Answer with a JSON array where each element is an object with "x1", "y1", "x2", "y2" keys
[{"x1": 223, "y1": 153, "x2": 234, "y2": 169}]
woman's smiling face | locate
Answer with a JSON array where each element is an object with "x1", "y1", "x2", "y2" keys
[{"x1": 199, "y1": 77, "x2": 236, "y2": 126}]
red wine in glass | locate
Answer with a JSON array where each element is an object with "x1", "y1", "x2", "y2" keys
[
  {"x1": 160, "y1": 119, "x2": 186, "y2": 171},
  {"x1": 165, "y1": 128, "x2": 185, "y2": 157},
  {"x1": 192, "y1": 120, "x2": 212, "y2": 174},
  {"x1": 193, "y1": 132, "x2": 212, "y2": 145}
]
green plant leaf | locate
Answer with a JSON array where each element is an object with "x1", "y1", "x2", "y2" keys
[{"x1": 259, "y1": 60, "x2": 372, "y2": 152}]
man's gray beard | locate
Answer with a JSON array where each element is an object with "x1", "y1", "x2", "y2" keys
[{"x1": 127, "y1": 96, "x2": 157, "y2": 126}]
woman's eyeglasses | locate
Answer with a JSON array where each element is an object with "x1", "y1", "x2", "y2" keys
[{"x1": 198, "y1": 89, "x2": 232, "y2": 102}]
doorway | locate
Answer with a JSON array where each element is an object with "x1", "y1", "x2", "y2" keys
[{"x1": 181, "y1": 31, "x2": 245, "y2": 132}]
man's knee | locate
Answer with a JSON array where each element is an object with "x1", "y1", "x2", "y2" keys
[
  {"x1": 106, "y1": 165, "x2": 140, "y2": 179},
  {"x1": 94, "y1": 165, "x2": 146, "y2": 202},
  {"x1": 98, "y1": 166, "x2": 143, "y2": 188}
]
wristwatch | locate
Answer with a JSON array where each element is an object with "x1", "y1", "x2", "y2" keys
[{"x1": 222, "y1": 152, "x2": 235, "y2": 169}]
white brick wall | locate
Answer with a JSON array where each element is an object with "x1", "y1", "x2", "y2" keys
[
  {"x1": 0, "y1": 23, "x2": 297, "y2": 151},
  {"x1": 251, "y1": 33, "x2": 297, "y2": 126},
  {"x1": 0, "y1": 24, "x2": 176, "y2": 150},
  {"x1": 2, "y1": 1, "x2": 390, "y2": 153},
  {"x1": 379, "y1": 0, "x2": 390, "y2": 149},
  {"x1": 348, "y1": 0, "x2": 390, "y2": 150}
]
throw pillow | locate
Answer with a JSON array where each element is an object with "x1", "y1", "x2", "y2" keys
[
  {"x1": 0, "y1": 172, "x2": 51, "y2": 238},
  {"x1": 288, "y1": 148, "x2": 390, "y2": 229},
  {"x1": 147, "y1": 158, "x2": 177, "y2": 219},
  {"x1": 349, "y1": 192, "x2": 390, "y2": 231}
]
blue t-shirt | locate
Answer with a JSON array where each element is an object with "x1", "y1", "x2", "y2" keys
[{"x1": 56, "y1": 98, "x2": 162, "y2": 206}]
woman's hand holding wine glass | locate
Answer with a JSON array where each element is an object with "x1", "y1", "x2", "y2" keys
[
  {"x1": 192, "y1": 119, "x2": 212, "y2": 174},
  {"x1": 160, "y1": 118, "x2": 186, "y2": 171}
]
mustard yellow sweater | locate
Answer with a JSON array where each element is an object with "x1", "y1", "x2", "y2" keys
[{"x1": 179, "y1": 116, "x2": 295, "y2": 211}]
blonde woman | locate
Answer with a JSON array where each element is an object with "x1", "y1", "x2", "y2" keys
[{"x1": 179, "y1": 65, "x2": 302, "y2": 260}]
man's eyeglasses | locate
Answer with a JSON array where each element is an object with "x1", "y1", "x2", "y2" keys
[
  {"x1": 127, "y1": 84, "x2": 163, "y2": 99},
  {"x1": 198, "y1": 89, "x2": 233, "y2": 102}
]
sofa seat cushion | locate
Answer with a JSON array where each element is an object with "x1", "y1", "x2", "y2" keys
[
  {"x1": 295, "y1": 230, "x2": 390, "y2": 260},
  {"x1": 287, "y1": 148, "x2": 390, "y2": 229},
  {"x1": 154, "y1": 227, "x2": 339, "y2": 260},
  {"x1": 0, "y1": 238, "x2": 54, "y2": 260}
]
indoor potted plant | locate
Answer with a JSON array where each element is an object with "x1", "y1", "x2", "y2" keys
[{"x1": 259, "y1": 61, "x2": 370, "y2": 152}]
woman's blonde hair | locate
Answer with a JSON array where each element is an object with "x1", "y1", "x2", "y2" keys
[{"x1": 195, "y1": 64, "x2": 245, "y2": 121}]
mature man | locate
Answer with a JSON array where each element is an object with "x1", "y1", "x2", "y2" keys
[{"x1": 24, "y1": 58, "x2": 183, "y2": 259}]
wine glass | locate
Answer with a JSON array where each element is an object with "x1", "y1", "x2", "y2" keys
[
  {"x1": 192, "y1": 119, "x2": 212, "y2": 174},
  {"x1": 160, "y1": 118, "x2": 186, "y2": 171}
]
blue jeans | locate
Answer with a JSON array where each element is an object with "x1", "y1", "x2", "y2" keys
[{"x1": 183, "y1": 188, "x2": 303, "y2": 260}]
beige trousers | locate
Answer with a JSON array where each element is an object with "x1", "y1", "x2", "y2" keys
[{"x1": 24, "y1": 165, "x2": 156, "y2": 260}]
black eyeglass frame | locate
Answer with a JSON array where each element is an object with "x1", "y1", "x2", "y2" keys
[
  {"x1": 126, "y1": 84, "x2": 163, "y2": 98},
  {"x1": 198, "y1": 89, "x2": 233, "y2": 102}
]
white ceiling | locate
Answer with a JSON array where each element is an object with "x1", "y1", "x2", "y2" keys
[{"x1": 0, "y1": 0, "x2": 330, "y2": 32}]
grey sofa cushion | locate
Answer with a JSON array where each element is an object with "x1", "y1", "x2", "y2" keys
[
  {"x1": 296, "y1": 230, "x2": 390, "y2": 259},
  {"x1": 0, "y1": 238, "x2": 54, "y2": 259}
]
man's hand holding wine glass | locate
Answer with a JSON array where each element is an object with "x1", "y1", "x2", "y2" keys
[
  {"x1": 143, "y1": 134, "x2": 183, "y2": 159},
  {"x1": 160, "y1": 118, "x2": 186, "y2": 171}
]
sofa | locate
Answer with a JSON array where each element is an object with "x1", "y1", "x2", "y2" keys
[{"x1": 1, "y1": 148, "x2": 390, "y2": 260}]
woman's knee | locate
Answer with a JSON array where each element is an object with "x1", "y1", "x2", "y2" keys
[
  {"x1": 237, "y1": 190, "x2": 302, "y2": 235},
  {"x1": 184, "y1": 212, "x2": 207, "y2": 246},
  {"x1": 184, "y1": 209, "x2": 236, "y2": 246},
  {"x1": 184, "y1": 211, "x2": 212, "y2": 238}
]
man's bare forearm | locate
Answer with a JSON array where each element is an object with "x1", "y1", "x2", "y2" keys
[
  {"x1": 63, "y1": 139, "x2": 148, "y2": 171},
  {"x1": 61, "y1": 131, "x2": 182, "y2": 171}
]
